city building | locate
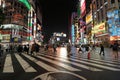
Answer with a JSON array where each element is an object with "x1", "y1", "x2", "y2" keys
[
  {"x1": 91, "y1": 0, "x2": 108, "y2": 46},
  {"x1": 0, "y1": 0, "x2": 30, "y2": 43},
  {"x1": 107, "y1": 0, "x2": 120, "y2": 44},
  {"x1": 91, "y1": 0, "x2": 120, "y2": 46},
  {"x1": 49, "y1": 32, "x2": 67, "y2": 45},
  {"x1": 0, "y1": 0, "x2": 43, "y2": 45}
]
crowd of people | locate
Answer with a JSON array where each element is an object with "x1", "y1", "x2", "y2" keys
[
  {"x1": 0, "y1": 41, "x2": 120, "y2": 66},
  {"x1": 66, "y1": 41, "x2": 120, "y2": 59}
]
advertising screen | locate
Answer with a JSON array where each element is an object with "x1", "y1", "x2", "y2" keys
[{"x1": 107, "y1": 10, "x2": 120, "y2": 36}]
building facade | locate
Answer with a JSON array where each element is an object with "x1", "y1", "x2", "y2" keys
[
  {"x1": 0, "y1": 0, "x2": 30, "y2": 43},
  {"x1": 92, "y1": 0, "x2": 120, "y2": 46},
  {"x1": 0, "y1": 0, "x2": 43, "y2": 45}
]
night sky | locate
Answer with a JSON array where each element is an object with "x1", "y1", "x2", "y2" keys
[{"x1": 40, "y1": 0, "x2": 78, "y2": 42}]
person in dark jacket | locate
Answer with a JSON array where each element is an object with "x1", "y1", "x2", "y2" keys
[
  {"x1": 24, "y1": 45, "x2": 28, "y2": 54},
  {"x1": 112, "y1": 41, "x2": 119, "y2": 58},
  {"x1": 99, "y1": 44, "x2": 105, "y2": 56},
  {"x1": 18, "y1": 45, "x2": 23, "y2": 54},
  {"x1": 35, "y1": 43, "x2": 39, "y2": 53}
]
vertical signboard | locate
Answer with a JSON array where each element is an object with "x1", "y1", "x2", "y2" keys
[
  {"x1": 81, "y1": 0, "x2": 86, "y2": 17},
  {"x1": 71, "y1": 25, "x2": 75, "y2": 44}
]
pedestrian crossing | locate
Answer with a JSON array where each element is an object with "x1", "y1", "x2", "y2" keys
[
  {"x1": 3, "y1": 54, "x2": 14, "y2": 73},
  {"x1": 15, "y1": 54, "x2": 37, "y2": 72},
  {"x1": 1, "y1": 53, "x2": 120, "y2": 73}
]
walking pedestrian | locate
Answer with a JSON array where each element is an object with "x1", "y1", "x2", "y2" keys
[
  {"x1": 53, "y1": 44, "x2": 57, "y2": 53},
  {"x1": 35, "y1": 43, "x2": 40, "y2": 55},
  {"x1": 99, "y1": 44, "x2": 105, "y2": 56},
  {"x1": 78, "y1": 44, "x2": 82, "y2": 53},
  {"x1": 24, "y1": 45, "x2": 28, "y2": 54},
  {"x1": 87, "y1": 45, "x2": 92, "y2": 59},
  {"x1": 17, "y1": 45, "x2": 23, "y2": 54},
  {"x1": 71, "y1": 45, "x2": 76, "y2": 55},
  {"x1": 31, "y1": 43, "x2": 35, "y2": 55},
  {"x1": 67, "y1": 43, "x2": 71, "y2": 57},
  {"x1": 112, "y1": 41, "x2": 119, "y2": 58}
]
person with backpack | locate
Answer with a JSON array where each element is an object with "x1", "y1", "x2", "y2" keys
[{"x1": 112, "y1": 41, "x2": 119, "y2": 58}]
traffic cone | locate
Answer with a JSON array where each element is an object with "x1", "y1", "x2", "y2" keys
[{"x1": 87, "y1": 52, "x2": 90, "y2": 59}]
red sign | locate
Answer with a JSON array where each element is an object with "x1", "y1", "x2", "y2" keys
[{"x1": 81, "y1": 0, "x2": 86, "y2": 17}]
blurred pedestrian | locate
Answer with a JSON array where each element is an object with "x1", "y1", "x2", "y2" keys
[
  {"x1": 44, "y1": 44, "x2": 49, "y2": 51},
  {"x1": 71, "y1": 45, "x2": 77, "y2": 55},
  {"x1": 78, "y1": 45, "x2": 82, "y2": 53},
  {"x1": 27, "y1": 44, "x2": 29, "y2": 54},
  {"x1": 53, "y1": 44, "x2": 57, "y2": 53},
  {"x1": 31, "y1": 43, "x2": 35, "y2": 55},
  {"x1": 99, "y1": 44, "x2": 105, "y2": 56},
  {"x1": 35, "y1": 43, "x2": 40, "y2": 55},
  {"x1": 17, "y1": 45, "x2": 23, "y2": 54},
  {"x1": 112, "y1": 41, "x2": 119, "y2": 58},
  {"x1": 24, "y1": 45, "x2": 28, "y2": 54},
  {"x1": 87, "y1": 45, "x2": 92, "y2": 59},
  {"x1": 67, "y1": 43, "x2": 71, "y2": 57}
]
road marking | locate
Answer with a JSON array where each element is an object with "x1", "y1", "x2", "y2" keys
[
  {"x1": 40, "y1": 55, "x2": 102, "y2": 71},
  {"x1": 37, "y1": 56, "x2": 80, "y2": 71},
  {"x1": 80, "y1": 58, "x2": 120, "y2": 68},
  {"x1": 15, "y1": 54, "x2": 37, "y2": 72},
  {"x1": 3, "y1": 54, "x2": 14, "y2": 73},
  {"x1": 69, "y1": 57, "x2": 120, "y2": 71},
  {"x1": 41, "y1": 54, "x2": 120, "y2": 71},
  {"x1": 33, "y1": 71, "x2": 87, "y2": 80},
  {"x1": 90, "y1": 58, "x2": 120, "y2": 65},
  {"x1": 22, "y1": 54, "x2": 59, "y2": 72}
]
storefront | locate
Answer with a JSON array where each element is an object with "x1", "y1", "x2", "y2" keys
[{"x1": 92, "y1": 22, "x2": 109, "y2": 46}]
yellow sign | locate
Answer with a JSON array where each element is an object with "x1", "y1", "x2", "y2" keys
[
  {"x1": 92, "y1": 22, "x2": 106, "y2": 34},
  {"x1": 86, "y1": 12, "x2": 92, "y2": 24}
]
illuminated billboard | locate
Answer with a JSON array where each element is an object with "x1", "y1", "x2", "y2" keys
[
  {"x1": 92, "y1": 22, "x2": 106, "y2": 35},
  {"x1": 81, "y1": 0, "x2": 86, "y2": 17},
  {"x1": 107, "y1": 10, "x2": 120, "y2": 37},
  {"x1": 71, "y1": 25, "x2": 75, "y2": 43}
]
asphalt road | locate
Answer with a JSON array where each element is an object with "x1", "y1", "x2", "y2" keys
[{"x1": 0, "y1": 47, "x2": 120, "y2": 80}]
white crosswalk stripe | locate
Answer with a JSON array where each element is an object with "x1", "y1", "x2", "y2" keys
[
  {"x1": 15, "y1": 54, "x2": 37, "y2": 72},
  {"x1": 78, "y1": 58, "x2": 120, "y2": 68},
  {"x1": 68, "y1": 57, "x2": 120, "y2": 71},
  {"x1": 39, "y1": 54, "x2": 120, "y2": 71},
  {"x1": 90, "y1": 58, "x2": 120, "y2": 65},
  {"x1": 3, "y1": 54, "x2": 14, "y2": 73},
  {"x1": 39, "y1": 54, "x2": 102, "y2": 71},
  {"x1": 22, "y1": 53, "x2": 60, "y2": 72},
  {"x1": 37, "y1": 56, "x2": 81, "y2": 71},
  {"x1": 2, "y1": 53, "x2": 120, "y2": 73}
]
